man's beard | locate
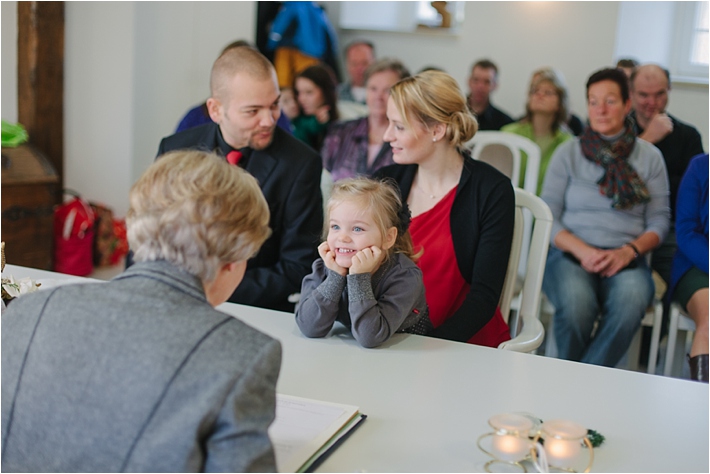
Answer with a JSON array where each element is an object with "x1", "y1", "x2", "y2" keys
[{"x1": 249, "y1": 126, "x2": 275, "y2": 150}]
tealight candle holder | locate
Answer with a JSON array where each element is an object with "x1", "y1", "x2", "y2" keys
[
  {"x1": 477, "y1": 413, "x2": 535, "y2": 472},
  {"x1": 531, "y1": 419, "x2": 594, "y2": 473}
]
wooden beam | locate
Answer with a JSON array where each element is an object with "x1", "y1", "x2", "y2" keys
[{"x1": 17, "y1": 1, "x2": 64, "y2": 189}]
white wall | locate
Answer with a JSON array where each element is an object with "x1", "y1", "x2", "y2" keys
[{"x1": 1, "y1": 1, "x2": 707, "y2": 217}]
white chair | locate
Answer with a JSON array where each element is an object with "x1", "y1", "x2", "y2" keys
[
  {"x1": 664, "y1": 302, "x2": 696, "y2": 377},
  {"x1": 465, "y1": 131, "x2": 541, "y2": 196},
  {"x1": 466, "y1": 131, "x2": 542, "y2": 295},
  {"x1": 542, "y1": 289, "x2": 664, "y2": 375},
  {"x1": 498, "y1": 188, "x2": 553, "y2": 353}
]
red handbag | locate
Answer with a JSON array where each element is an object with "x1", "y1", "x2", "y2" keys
[{"x1": 53, "y1": 194, "x2": 95, "y2": 276}]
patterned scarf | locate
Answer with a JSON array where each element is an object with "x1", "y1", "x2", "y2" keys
[{"x1": 580, "y1": 117, "x2": 650, "y2": 210}]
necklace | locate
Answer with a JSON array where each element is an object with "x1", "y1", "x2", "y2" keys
[{"x1": 415, "y1": 183, "x2": 441, "y2": 200}]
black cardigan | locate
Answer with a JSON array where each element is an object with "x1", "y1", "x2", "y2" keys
[{"x1": 376, "y1": 156, "x2": 515, "y2": 342}]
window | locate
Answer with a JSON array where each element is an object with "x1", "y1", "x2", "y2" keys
[
  {"x1": 672, "y1": 1, "x2": 709, "y2": 80},
  {"x1": 615, "y1": 1, "x2": 709, "y2": 84}
]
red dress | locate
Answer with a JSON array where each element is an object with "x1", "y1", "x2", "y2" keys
[{"x1": 409, "y1": 186, "x2": 510, "y2": 347}]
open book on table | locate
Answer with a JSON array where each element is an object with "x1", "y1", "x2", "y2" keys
[{"x1": 270, "y1": 394, "x2": 366, "y2": 473}]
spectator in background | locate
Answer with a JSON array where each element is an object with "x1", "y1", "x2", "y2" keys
[
  {"x1": 466, "y1": 59, "x2": 514, "y2": 131},
  {"x1": 669, "y1": 153, "x2": 708, "y2": 383},
  {"x1": 541, "y1": 68, "x2": 670, "y2": 368},
  {"x1": 337, "y1": 40, "x2": 375, "y2": 104},
  {"x1": 523, "y1": 67, "x2": 585, "y2": 136},
  {"x1": 616, "y1": 57, "x2": 639, "y2": 79},
  {"x1": 175, "y1": 40, "x2": 292, "y2": 135},
  {"x1": 279, "y1": 86, "x2": 300, "y2": 122},
  {"x1": 630, "y1": 64, "x2": 705, "y2": 287},
  {"x1": 322, "y1": 58, "x2": 411, "y2": 182},
  {"x1": 292, "y1": 64, "x2": 340, "y2": 151},
  {"x1": 502, "y1": 68, "x2": 573, "y2": 195},
  {"x1": 2, "y1": 151, "x2": 281, "y2": 472},
  {"x1": 266, "y1": 1, "x2": 339, "y2": 89}
]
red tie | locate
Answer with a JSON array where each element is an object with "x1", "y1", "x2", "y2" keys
[{"x1": 226, "y1": 150, "x2": 243, "y2": 166}]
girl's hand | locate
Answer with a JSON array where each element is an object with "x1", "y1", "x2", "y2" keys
[
  {"x1": 315, "y1": 105, "x2": 331, "y2": 124},
  {"x1": 318, "y1": 242, "x2": 347, "y2": 276},
  {"x1": 349, "y1": 246, "x2": 384, "y2": 275}
]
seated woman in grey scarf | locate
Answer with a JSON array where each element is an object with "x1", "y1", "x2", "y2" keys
[
  {"x1": 2, "y1": 150, "x2": 282, "y2": 472},
  {"x1": 541, "y1": 68, "x2": 670, "y2": 368}
]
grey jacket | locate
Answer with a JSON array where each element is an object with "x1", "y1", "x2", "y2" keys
[
  {"x1": 295, "y1": 253, "x2": 431, "y2": 348},
  {"x1": 1, "y1": 260, "x2": 281, "y2": 473}
]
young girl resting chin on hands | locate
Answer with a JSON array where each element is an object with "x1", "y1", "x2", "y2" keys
[{"x1": 295, "y1": 177, "x2": 432, "y2": 348}]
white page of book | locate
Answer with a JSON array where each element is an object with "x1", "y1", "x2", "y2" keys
[{"x1": 270, "y1": 394, "x2": 360, "y2": 473}]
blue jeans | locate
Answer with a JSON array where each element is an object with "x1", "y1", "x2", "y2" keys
[{"x1": 542, "y1": 247, "x2": 654, "y2": 367}]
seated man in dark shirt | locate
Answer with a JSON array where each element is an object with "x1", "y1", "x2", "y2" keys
[
  {"x1": 466, "y1": 59, "x2": 514, "y2": 131},
  {"x1": 630, "y1": 64, "x2": 705, "y2": 286},
  {"x1": 156, "y1": 47, "x2": 323, "y2": 312}
]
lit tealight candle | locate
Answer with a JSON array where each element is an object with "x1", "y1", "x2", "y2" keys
[
  {"x1": 487, "y1": 413, "x2": 534, "y2": 462},
  {"x1": 540, "y1": 420, "x2": 587, "y2": 470},
  {"x1": 492, "y1": 433, "x2": 531, "y2": 462}
]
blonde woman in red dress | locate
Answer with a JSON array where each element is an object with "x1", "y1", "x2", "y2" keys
[{"x1": 376, "y1": 71, "x2": 515, "y2": 347}]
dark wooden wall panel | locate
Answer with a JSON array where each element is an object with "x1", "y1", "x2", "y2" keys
[{"x1": 17, "y1": 1, "x2": 64, "y2": 188}]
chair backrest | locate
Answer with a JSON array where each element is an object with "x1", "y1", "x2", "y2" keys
[
  {"x1": 465, "y1": 131, "x2": 541, "y2": 196},
  {"x1": 466, "y1": 131, "x2": 543, "y2": 283},
  {"x1": 498, "y1": 188, "x2": 554, "y2": 352}
]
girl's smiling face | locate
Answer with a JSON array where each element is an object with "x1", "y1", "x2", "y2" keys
[{"x1": 327, "y1": 199, "x2": 388, "y2": 269}]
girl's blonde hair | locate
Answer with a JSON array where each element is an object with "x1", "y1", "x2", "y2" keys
[
  {"x1": 389, "y1": 70, "x2": 478, "y2": 152},
  {"x1": 325, "y1": 177, "x2": 420, "y2": 262}
]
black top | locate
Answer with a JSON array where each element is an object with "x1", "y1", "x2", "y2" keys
[
  {"x1": 631, "y1": 111, "x2": 704, "y2": 220},
  {"x1": 375, "y1": 156, "x2": 515, "y2": 342},
  {"x1": 567, "y1": 113, "x2": 585, "y2": 136},
  {"x1": 469, "y1": 100, "x2": 515, "y2": 131},
  {"x1": 156, "y1": 123, "x2": 323, "y2": 312}
]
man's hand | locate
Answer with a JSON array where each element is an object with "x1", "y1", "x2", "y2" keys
[
  {"x1": 318, "y1": 242, "x2": 347, "y2": 276},
  {"x1": 639, "y1": 113, "x2": 673, "y2": 144},
  {"x1": 349, "y1": 246, "x2": 384, "y2": 275}
]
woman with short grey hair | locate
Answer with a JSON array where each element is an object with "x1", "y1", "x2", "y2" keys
[{"x1": 2, "y1": 150, "x2": 282, "y2": 472}]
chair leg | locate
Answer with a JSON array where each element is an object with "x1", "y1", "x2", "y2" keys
[
  {"x1": 664, "y1": 305, "x2": 679, "y2": 377},
  {"x1": 647, "y1": 303, "x2": 663, "y2": 374}
]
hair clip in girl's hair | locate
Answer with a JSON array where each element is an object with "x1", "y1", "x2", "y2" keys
[{"x1": 397, "y1": 202, "x2": 412, "y2": 235}]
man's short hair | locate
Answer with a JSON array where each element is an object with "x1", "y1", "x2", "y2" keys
[
  {"x1": 210, "y1": 47, "x2": 274, "y2": 102},
  {"x1": 629, "y1": 64, "x2": 671, "y2": 91},
  {"x1": 364, "y1": 58, "x2": 411, "y2": 84},
  {"x1": 616, "y1": 58, "x2": 639, "y2": 69},
  {"x1": 344, "y1": 39, "x2": 375, "y2": 56},
  {"x1": 586, "y1": 68, "x2": 630, "y2": 102},
  {"x1": 471, "y1": 59, "x2": 499, "y2": 77}
]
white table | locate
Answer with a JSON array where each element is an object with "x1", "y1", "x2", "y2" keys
[{"x1": 4, "y1": 265, "x2": 709, "y2": 473}]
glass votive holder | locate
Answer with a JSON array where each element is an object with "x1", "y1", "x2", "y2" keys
[
  {"x1": 477, "y1": 413, "x2": 535, "y2": 472},
  {"x1": 531, "y1": 419, "x2": 594, "y2": 473}
]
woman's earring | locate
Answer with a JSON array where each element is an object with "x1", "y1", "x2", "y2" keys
[{"x1": 432, "y1": 137, "x2": 437, "y2": 142}]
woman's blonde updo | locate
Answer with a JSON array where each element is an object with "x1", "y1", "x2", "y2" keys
[{"x1": 389, "y1": 70, "x2": 478, "y2": 152}]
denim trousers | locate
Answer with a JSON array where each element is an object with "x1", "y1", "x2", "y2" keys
[{"x1": 542, "y1": 247, "x2": 654, "y2": 367}]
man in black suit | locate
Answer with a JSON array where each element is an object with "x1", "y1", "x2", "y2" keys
[{"x1": 157, "y1": 47, "x2": 323, "y2": 312}]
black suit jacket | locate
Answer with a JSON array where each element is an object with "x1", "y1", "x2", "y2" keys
[{"x1": 157, "y1": 123, "x2": 323, "y2": 312}]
